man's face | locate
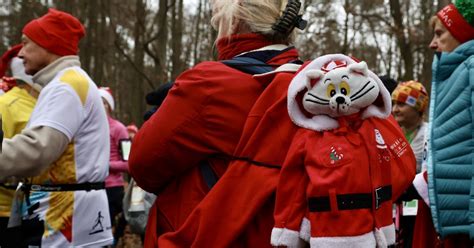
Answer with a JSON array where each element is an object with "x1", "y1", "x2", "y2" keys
[
  {"x1": 392, "y1": 101, "x2": 421, "y2": 128},
  {"x1": 429, "y1": 19, "x2": 461, "y2": 52},
  {"x1": 18, "y1": 35, "x2": 56, "y2": 75}
]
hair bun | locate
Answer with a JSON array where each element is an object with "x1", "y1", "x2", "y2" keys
[{"x1": 272, "y1": 0, "x2": 307, "y2": 34}]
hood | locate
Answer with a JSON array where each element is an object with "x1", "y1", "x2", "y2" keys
[{"x1": 287, "y1": 54, "x2": 391, "y2": 131}]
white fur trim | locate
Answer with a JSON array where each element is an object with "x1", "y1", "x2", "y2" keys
[
  {"x1": 379, "y1": 223, "x2": 396, "y2": 246},
  {"x1": 288, "y1": 54, "x2": 352, "y2": 131},
  {"x1": 360, "y1": 70, "x2": 391, "y2": 120},
  {"x1": 99, "y1": 88, "x2": 115, "y2": 111},
  {"x1": 413, "y1": 172, "x2": 429, "y2": 205},
  {"x1": 271, "y1": 227, "x2": 306, "y2": 248},
  {"x1": 309, "y1": 231, "x2": 376, "y2": 248},
  {"x1": 287, "y1": 54, "x2": 392, "y2": 131},
  {"x1": 299, "y1": 217, "x2": 311, "y2": 241},
  {"x1": 374, "y1": 228, "x2": 388, "y2": 248}
]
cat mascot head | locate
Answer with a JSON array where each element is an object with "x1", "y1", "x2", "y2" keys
[{"x1": 288, "y1": 54, "x2": 392, "y2": 131}]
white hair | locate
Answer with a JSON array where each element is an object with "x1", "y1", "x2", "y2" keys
[{"x1": 211, "y1": 0, "x2": 297, "y2": 43}]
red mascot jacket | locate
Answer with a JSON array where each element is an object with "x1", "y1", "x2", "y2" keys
[
  {"x1": 128, "y1": 33, "x2": 301, "y2": 247},
  {"x1": 271, "y1": 54, "x2": 416, "y2": 247}
]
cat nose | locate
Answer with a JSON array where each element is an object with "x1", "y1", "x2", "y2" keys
[{"x1": 336, "y1": 96, "x2": 345, "y2": 104}]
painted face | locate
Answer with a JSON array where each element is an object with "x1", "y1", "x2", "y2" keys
[
  {"x1": 429, "y1": 18, "x2": 461, "y2": 52},
  {"x1": 392, "y1": 101, "x2": 421, "y2": 128},
  {"x1": 18, "y1": 35, "x2": 56, "y2": 75}
]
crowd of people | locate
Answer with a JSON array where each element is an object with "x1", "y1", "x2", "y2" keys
[{"x1": 0, "y1": 0, "x2": 472, "y2": 247}]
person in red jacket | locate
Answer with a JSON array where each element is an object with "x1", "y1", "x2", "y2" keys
[{"x1": 128, "y1": 0, "x2": 306, "y2": 247}]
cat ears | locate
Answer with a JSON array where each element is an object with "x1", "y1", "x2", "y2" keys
[
  {"x1": 348, "y1": 61, "x2": 368, "y2": 77},
  {"x1": 305, "y1": 61, "x2": 369, "y2": 90},
  {"x1": 305, "y1": 69, "x2": 324, "y2": 89}
]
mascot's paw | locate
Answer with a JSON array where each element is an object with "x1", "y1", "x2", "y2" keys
[
  {"x1": 374, "y1": 228, "x2": 388, "y2": 248},
  {"x1": 271, "y1": 227, "x2": 306, "y2": 248},
  {"x1": 299, "y1": 217, "x2": 311, "y2": 241}
]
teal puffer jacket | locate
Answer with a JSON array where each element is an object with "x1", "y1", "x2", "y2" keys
[{"x1": 427, "y1": 40, "x2": 474, "y2": 239}]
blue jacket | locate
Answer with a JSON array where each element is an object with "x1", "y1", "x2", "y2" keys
[{"x1": 427, "y1": 40, "x2": 474, "y2": 239}]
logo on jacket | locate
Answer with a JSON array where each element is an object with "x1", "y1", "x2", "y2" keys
[
  {"x1": 329, "y1": 146, "x2": 344, "y2": 164},
  {"x1": 374, "y1": 129, "x2": 387, "y2": 149},
  {"x1": 89, "y1": 211, "x2": 105, "y2": 235}
]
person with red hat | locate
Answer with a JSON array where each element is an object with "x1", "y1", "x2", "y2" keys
[
  {"x1": 406, "y1": 0, "x2": 474, "y2": 246},
  {"x1": 0, "y1": 9, "x2": 113, "y2": 247},
  {"x1": 0, "y1": 44, "x2": 37, "y2": 248}
]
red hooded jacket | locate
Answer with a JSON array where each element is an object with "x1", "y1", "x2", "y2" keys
[
  {"x1": 128, "y1": 33, "x2": 300, "y2": 247},
  {"x1": 271, "y1": 54, "x2": 416, "y2": 247}
]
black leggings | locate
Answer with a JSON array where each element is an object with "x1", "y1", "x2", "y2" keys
[{"x1": 106, "y1": 186, "x2": 126, "y2": 242}]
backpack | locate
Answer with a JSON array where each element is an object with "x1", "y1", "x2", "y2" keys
[{"x1": 123, "y1": 178, "x2": 156, "y2": 235}]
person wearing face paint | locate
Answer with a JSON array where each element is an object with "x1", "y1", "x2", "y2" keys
[{"x1": 410, "y1": 0, "x2": 474, "y2": 247}]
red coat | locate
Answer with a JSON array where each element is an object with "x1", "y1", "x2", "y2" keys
[
  {"x1": 272, "y1": 116, "x2": 416, "y2": 247},
  {"x1": 128, "y1": 33, "x2": 300, "y2": 247},
  {"x1": 271, "y1": 54, "x2": 416, "y2": 247}
]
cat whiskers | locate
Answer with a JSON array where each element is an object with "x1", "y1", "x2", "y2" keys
[
  {"x1": 350, "y1": 81, "x2": 375, "y2": 101},
  {"x1": 306, "y1": 93, "x2": 329, "y2": 105}
]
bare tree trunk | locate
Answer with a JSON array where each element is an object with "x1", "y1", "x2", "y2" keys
[
  {"x1": 192, "y1": 0, "x2": 203, "y2": 65},
  {"x1": 130, "y1": 0, "x2": 147, "y2": 125},
  {"x1": 171, "y1": 0, "x2": 184, "y2": 80},
  {"x1": 156, "y1": 0, "x2": 169, "y2": 83},
  {"x1": 389, "y1": 0, "x2": 414, "y2": 80},
  {"x1": 437, "y1": 0, "x2": 451, "y2": 10},
  {"x1": 420, "y1": 0, "x2": 436, "y2": 93},
  {"x1": 341, "y1": 0, "x2": 350, "y2": 54}
]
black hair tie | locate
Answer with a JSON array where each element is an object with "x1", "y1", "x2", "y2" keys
[{"x1": 272, "y1": 0, "x2": 308, "y2": 34}]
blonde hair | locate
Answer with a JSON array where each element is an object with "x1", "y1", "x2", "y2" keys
[
  {"x1": 429, "y1": 15, "x2": 440, "y2": 29},
  {"x1": 211, "y1": 0, "x2": 296, "y2": 43}
]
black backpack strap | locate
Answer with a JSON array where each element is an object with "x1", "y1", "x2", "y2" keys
[
  {"x1": 199, "y1": 160, "x2": 219, "y2": 190},
  {"x1": 221, "y1": 56, "x2": 275, "y2": 75}
]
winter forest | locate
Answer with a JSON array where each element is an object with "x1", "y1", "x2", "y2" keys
[{"x1": 0, "y1": 0, "x2": 450, "y2": 126}]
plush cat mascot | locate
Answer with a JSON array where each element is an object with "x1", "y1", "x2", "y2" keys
[{"x1": 271, "y1": 54, "x2": 416, "y2": 248}]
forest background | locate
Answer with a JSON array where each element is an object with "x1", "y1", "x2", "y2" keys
[{"x1": 0, "y1": 0, "x2": 450, "y2": 126}]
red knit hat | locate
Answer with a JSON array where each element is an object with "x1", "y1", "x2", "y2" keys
[
  {"x1": 437, "y1": 3, "x2": 474, "y2": 43},
  {"x1": 22, "y1": 8, "x2": 85, "y2": 56}
]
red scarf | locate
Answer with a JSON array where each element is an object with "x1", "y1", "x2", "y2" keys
[{"x1": 216, "y1": 33, "x2": 274, "y2": 60}]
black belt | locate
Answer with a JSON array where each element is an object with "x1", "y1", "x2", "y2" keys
[
  {"x1": 21, "y1": 182, "x2": 105, "y2": 192},
  {"x1": 0, "y1": 183, "x2": 18, "y2": 190},
  {"x1": 308, "y1": 185, "x2": 392, "y2": 212}
]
